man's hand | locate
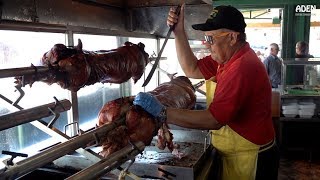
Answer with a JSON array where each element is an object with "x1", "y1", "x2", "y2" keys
[
  {"x1": 167, "y1": 4, "x2": 185, "y2": 34},
  {"x1": 133, "y1": 92, "x2": 165, "y2": 119}
]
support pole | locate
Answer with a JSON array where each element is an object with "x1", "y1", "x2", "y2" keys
[
  {"x1": 0, "y1": 99, "x2": 71, "y2": 131},
  {"x1": 0, "y1": 66, "x2": 49, "y2": 78},
  {"x1": 0, "y1": 117, "x2": 126, "y2": 180},
  {"x1": 66, "y1": 141, "x2": 145, "y2": 180}
]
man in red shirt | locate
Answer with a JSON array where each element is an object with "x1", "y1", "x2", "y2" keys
[{"x1": 134, "y1": 5, "x2": 279, "y2": 180}]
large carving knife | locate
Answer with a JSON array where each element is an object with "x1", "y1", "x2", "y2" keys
[{"x1": 142, "y1": 5, "x2": 181, "y2": 87}]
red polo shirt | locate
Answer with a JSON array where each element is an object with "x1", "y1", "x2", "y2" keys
[{"x1": 197, "y1": 43, "x2": 275, "y2": 145}]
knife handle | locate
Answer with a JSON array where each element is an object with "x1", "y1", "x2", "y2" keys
[{"x1": 169, "y1": 5, "x2": 181, "y2": 30}]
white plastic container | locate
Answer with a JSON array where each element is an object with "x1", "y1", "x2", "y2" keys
[
  {"x1": 282, "y1": 102, "x2": 299, "y2": 117},
  {"x1": 299, "y1": 102, "x2": 316, "y2": 109},
  {"x1": 283, "y1": 109, "x2": 299, "y2": 117},
  {"x1": 282, "y1": 103, "x2": 299, "y2": 110},
  {"x1": 309, "y1": 69, "x2": 318, "y2": 86},
  {"x1": 299, "y1": 109, "x2": 314, "y2": 118},
  {"x1": 283, "y1": 113, "x2": 297, "y2": 118},
  {"x1": 297, "y1": 102, "x2": 316, "y2": 118}
]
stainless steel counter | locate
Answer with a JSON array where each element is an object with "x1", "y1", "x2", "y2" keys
[
  {"x1": 115, "y1": 142, "x2": 215, "y2": 180},
  {"x1": 97, "y1": 129, "x2": 215, "y2": 179},
  {"x1": 13, "y1": 129, "x2": 215, "y2": 179}
]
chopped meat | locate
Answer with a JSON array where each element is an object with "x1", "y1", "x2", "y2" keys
[{"x1": 157, "y1": 123, "x2": 174, "y2": 151}]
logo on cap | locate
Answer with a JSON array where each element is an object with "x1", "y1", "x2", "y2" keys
[{"x1": 209, "y1": 10, "x2": 219, "y2": 19}]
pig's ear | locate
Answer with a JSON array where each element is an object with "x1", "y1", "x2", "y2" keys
[{"x1": 76, "y1": 39, "x2": 83, "y2": 52}]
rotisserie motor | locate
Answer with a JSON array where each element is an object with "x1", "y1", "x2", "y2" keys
[
  {"x1": 97, "y1": 76, "x2": 196, "y2": 157},
  {"x1": 15, "y1": 40, "x2": 149, "y2": 91}
]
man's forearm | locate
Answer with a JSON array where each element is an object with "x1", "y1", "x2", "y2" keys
[
  {"x1": 166, "y1": 108, "x2": 222, "y2": 130},
  {"x1": 175, "y1": 32, "x2": 203, "y2": 79}
]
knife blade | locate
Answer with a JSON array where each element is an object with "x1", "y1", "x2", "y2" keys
[{"x1": 142, "y1": 5, "x2": 181, "y2": 87}]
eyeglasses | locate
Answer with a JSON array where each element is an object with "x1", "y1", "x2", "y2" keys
[{"x1": 204, "y1": 32, "x2": 231, "y2": 45}]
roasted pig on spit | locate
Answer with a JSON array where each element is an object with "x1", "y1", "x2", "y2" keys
[
  {"x1": 97, "y1": 76, "x2": 196, "y2": 157},
  {"x1": 15, "y1": 39, "x2": 149, "y2": 91}
]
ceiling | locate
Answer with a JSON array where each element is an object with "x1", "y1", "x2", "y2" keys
[
  {"x1": 0, "y1": 0, "x2": 283, "y2": 40},
  {"x1": 0, "y1": 0, "x2": 214, "y2": 40},
  {"x1": 68, "y1": 0, "x2": 213, "y2": 39}
]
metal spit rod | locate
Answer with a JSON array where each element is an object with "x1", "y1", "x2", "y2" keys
[
  {"x1": 148, "y1": 62, "x2": 176, "y2": 79},
  {"x1": 148, "y1": 62, "x2": 206, "y2": 96},
  {"x1": 0, "y1": 66, "x2": 49, "y2": 79},
  {"x1": 0, "y1": 94, "x2": 103, "y2": 168},
  {"x1": 66, "y1": 141, "x2": 145, "y2": 180},
  {"x1": 0, "y1": 116, "x2": 126, "y2": 180},
  {"x1": 0, "y1": 99, "x2": 71, "y2": 131}
]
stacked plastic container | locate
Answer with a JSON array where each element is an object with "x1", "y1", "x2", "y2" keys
[
  {"x1": 282, "y1": 99, "x2": 316, "y2": 118},
  {"x1": 298, "y1": 101, "x2": 316, "y2": 118},
  {"x1": 282, "y1": 101, "x2": 299, "y2": 117}
]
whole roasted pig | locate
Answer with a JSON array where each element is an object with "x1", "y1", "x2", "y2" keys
[
  {"x1": 97, "y1": 76, "x2": 196, "y2": 157},
  {"x1": 15, "y1": 40, "x2": 149, "y2": 91}
]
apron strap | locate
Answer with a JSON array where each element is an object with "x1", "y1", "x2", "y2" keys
[{"x1": 259, "y1": 139, "x2": 276, "y2": 153}]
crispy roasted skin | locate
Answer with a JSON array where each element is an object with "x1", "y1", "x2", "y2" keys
[
  {"x1": 97, "y1": 76, "x2": 196, "y2": 157},
  {"x1": 15, "y1": 40, "x2": 149, "y2": 91},
  {"x1": 150, "y1": 76, "x2": 196, "y2": 110},
  {"x1": 97, "y1": 97, "x2": 156, "y2": 157}
]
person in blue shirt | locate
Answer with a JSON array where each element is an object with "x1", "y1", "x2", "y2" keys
[{"x1": 263, "y1": 43, "x2": 282, "y2": 88}]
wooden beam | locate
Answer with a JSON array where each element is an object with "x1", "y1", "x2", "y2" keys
[
  {"x1": 213, "y1": 0, "x2": 320, "y2": 6},
  {"x1": 311, "y1": 21, "x2": 320, "y2": 27},
  {"x1": 246, "y1": 21, "x2": 320, "y2": 28},
  {"x1": 202, "y1": 0, "x2": 212, "y2": 4},
  {"x1": 247, "y1": 22, "x2": 280, "y2": 27}
]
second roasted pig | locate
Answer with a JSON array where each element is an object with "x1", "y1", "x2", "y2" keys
[{"x1": 15, "y1": 40, "x2": 149, "y2": 91}]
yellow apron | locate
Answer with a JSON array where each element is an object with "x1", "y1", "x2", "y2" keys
[{"x1": 206, "y1": 79, "x2": 259, "y2": 180}]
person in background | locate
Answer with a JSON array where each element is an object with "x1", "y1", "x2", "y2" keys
[
  {"x1": 256, "y1": 50, "x2": 264, "y2": 62},
  {"x1": 293, "y1": 41, "x2": 314, "y2": 84},
  {"x1": 295, "y1": 41, "x2": 314, "y2": 58},
  {"x1": 263, "y1": 43, "x2": 282, "y2": 88},
  {"x1": 134, "y1": 4, "x2": 279, "y2": 180}
]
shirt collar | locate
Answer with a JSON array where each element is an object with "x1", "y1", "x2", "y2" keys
[
  {"x1": 270, "y1": 54, "x2": 278, "y2": 59},
  {"x1": 218, "y1": 42, "x2": 250, "y2": 71}
]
